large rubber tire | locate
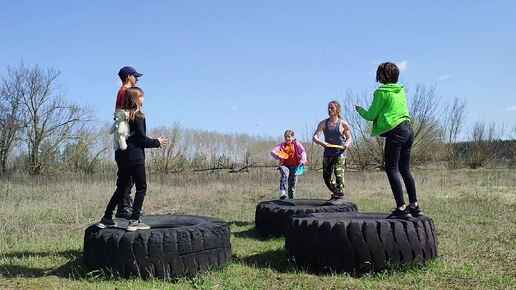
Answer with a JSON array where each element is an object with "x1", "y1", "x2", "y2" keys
[
  {"x1": 83, "y1": 215, "x2": 231, "y2": 279},
  {"x1": 255, "y1": 199, "x2": 358, "y2": 237},
  {"x1": 285, "y1": 212, "x2": 437, "y2": 274}
]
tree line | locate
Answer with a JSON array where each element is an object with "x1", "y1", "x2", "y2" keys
[{"x1": 1, "y1": 62, "x2": 514, "y2": 175}]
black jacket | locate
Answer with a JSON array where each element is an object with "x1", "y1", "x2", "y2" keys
[{"x1": 115, "y1": 115, "x2": 160, "y2": 165}]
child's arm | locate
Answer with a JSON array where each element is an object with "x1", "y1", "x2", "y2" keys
[
  {"x1": 270, "y1": 143, "x2": 283, "y2": 159},
  {"x1": 296, "y1": 140, "x2": 307, "y2": 164},
  {"x1": 312, "y1": 120, "x2": 328, "y2": 148},
  {"x1": 357, "y1": 90, "x2": 385, "y2": 121},
  {"x1": 132, "y1": 117, "x2": 161, "y2": 148}
]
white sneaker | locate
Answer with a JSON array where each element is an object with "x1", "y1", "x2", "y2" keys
[
  {"x1": 279, "y1": 190, "x2": 287, "y2": 200},
  {"x1": 127, "y1": 219, "x2": 150, "y2": 231}
]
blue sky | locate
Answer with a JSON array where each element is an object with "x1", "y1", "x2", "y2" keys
[{"x1": 1, "y1": 1, "x2": 515, "y2": 139}]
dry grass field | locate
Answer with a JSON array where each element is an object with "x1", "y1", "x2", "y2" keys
[{"x1": 0, "y1": 167, "x2": 514, "y2": 289}]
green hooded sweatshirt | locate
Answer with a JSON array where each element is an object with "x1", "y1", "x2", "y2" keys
[{"x1": 358, "y1": 83, "x2": 411, "y2": 136}]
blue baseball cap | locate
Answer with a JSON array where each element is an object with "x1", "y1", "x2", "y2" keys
[{"x1": 118, "y1": 66, "x2": 143, "y2": 81}]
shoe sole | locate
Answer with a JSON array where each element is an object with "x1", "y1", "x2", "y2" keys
[
  {"x1": 386, "y1": 215, "x2": 413, "y2": 220},
  {"x1": 409, "y1": 211, "x2": 423, "y2": 218},
  {"x1": 97, "y1": 223, "x2": 116, "y2": 229},
  {"x1": 329, "y1": 196, "x2": 344, "y2": 201},
  {"x1": 126, "y1": 226, "x2": 151, "y2": 231}
]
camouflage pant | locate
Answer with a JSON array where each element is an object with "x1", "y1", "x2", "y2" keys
[{"x1": 322, "y1": 154, "x2": 345, "y2": 194}]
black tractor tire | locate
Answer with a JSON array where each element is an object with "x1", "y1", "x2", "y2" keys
[
  {"x1": 255, "y1": 199, "x2": 358, "y2": 237},
  {"x1": 285, "y1": 212, "x2": 437, "y2": 274},
  {"x1": 83, "y1": 215, "x2": 231, "y2": 279}
]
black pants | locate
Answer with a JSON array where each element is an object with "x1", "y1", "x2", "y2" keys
[
  {"x1": 116, "y1": 177, "x2": 133, "y2": 212},
  {"x1": 383, "y1": 121, "x2": 417, "y2": 207},
  {"x1": 104, "y1": 163, "x2": 147, "y2": 220}
]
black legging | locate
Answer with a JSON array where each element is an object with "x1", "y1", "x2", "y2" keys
[
  {"x1": 383, "y1": 121, "x2": 417, "y2": 207},
  {"x1": 104, "y1": 163, "x2": 147, "y2": 220},
  {"x1": 117, "y1": 177, "x2": 134, "y2": 211}
]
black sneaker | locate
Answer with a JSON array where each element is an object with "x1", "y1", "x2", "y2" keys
[
  {"x1": 127, "y1": 219, "x2": 150, "y2": 231},
  {"x1": 115, "y1": 207, "x2": 133, "y2": 219},
  {"x1": 97, "y1": 217, "x2": 116, "y2": 229},
  {"x1": 409, "y1": 205, "x2": 423, "y2": 217},
  {"x1": 386, "y1": 208, "x2": 413, "y2": 220},
  {"x1": 326, "y1": 193, "x2": 346, "y2": 204}
]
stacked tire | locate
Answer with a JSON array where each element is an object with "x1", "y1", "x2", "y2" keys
[
  {"x1": 83, "y1": 215, "x2": 231, "y2": 279},
  {"x1": 255, "y1": 199, "x2": 358, "y2": 237},
  {"x1": 285, "y1": 212, "x2": 437, "y2": 274}
]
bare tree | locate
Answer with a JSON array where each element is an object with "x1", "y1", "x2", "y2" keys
[
  {"x1": 13, "y1": 63, "x2": 92, "y2": 174},
  {"x1": 0, "y1": 64, "x2": 25, "y2": 174},
  {"x1": 408, "y1": 85, "x2": 443, "y2": 164},
  {"x1": 466, "y1": 122, "x2": 505, "y2": 169},
  {"x1": 148, "y1": 124, "x2": 190, "y2": 173},
  {"x1": 303, "y1": 121, "x2": 323, "y2": 171},
  {"x1": 62, "y1": 126, "x2": 111, "y2": 174},
  {"x1": 185, "y1": 128, "x2": 276, "y2": 170},
  {"x1": 442, "y1": 97, "x2": 466, "y2": 168}
]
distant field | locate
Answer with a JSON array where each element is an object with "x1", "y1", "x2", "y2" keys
[{"x1": 0, "y1": 168, "x2": 514, "y2": 289}]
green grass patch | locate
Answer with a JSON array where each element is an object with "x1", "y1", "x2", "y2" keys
[{"x1": 0, "y1": 169, "x2": 514, "y2": 289}]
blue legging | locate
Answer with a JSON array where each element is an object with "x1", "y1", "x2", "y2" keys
[{"x1": 278, "y1": 165, "x2": 298, "y2": 198}]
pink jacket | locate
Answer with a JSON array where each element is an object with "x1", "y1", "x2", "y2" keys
[{"x1": 270, "y1": 139, "x2": 307, "y2": 166}]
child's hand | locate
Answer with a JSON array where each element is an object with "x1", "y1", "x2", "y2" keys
[
  {"x1": 354, "y1": 104, "x2": 362, "y2": 112},
  {"x1": 158, "y1": 136, "x2": 168, "y2": 147}
]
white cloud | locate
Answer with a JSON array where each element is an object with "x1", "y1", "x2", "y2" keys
[
  {"x1": 505, "y1": 105, "x2": 516, "y2": 112},
  {"x1": 396, "y1": 60, "x2": 408, "y2": 71},
  {"x1": 437, "y1": 74, "x2": 452, "y2": 81}
]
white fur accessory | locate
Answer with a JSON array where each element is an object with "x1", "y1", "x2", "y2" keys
[{"x1": 111, "y1": 110, "x2": 130, "y2": 150}]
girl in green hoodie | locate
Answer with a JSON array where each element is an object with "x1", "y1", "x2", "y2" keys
[{"x1": 354, "y1": 62, "x2": 422, "y2": 219}]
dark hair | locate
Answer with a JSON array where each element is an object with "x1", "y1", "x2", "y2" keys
[{"x1": 376, "y1": 62, "x2": 399, "y2": 84}]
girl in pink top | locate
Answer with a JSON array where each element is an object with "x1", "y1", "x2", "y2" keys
[{"x1": 270, "y1": 130, "x2": 307, "y2": 199}]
